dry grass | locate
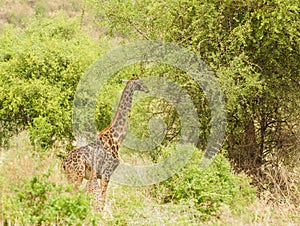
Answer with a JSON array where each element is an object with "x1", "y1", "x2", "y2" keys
[
  {"x1": 103, "y1": 184, "x2": 300, "y2": 226},
  {"x1": 0, "y1": 0, "x2": 104, "y2": 40},
  {"x1": 0, "y1": 1, "x2": 298, "y2": 225},
  {"x1": 0, "y1": 131, "x2": 67, "y2": 191},
  {"x1": 1, "y1": 132, "x2": 298, "y2": 225},
  {"x1": 205, "y1": 200, "x2": 299, "y2": 226},
  {"x1": 0, "y1": 0, "x2": 82, "y2": 29}
]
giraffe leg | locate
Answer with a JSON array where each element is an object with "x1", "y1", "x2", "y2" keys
[
  {"x1": 66, "y1": 165, "x2": 85, "y2": 190},
  {"x1": 62, "y1": 152, "x2": 85, "y2": 190},
  {"x1": 86, "y1": 177, "x2": 102, "y2": 212},
  {"x1": 99, "y1": 177, "x2": 109, "y2": 211},
  {"x1": 74, "y1": 177, "x2": 83, "y2": 190},
  {"x1": 63, "y1": 170, "x2": 83, "y2": 190}
]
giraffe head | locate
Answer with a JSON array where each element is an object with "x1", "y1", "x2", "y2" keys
[{"x1": 123, "y1": 77, "x2": 150, "y2": 93}]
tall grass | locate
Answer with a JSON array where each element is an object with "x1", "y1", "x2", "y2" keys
[{"x1": 1, "y1": 132, "x2": 298, "y2": 225}]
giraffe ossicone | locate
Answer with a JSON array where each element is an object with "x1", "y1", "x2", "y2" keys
[{"x1": 62, "y1": 77, "x2": 149, "y2": 212}]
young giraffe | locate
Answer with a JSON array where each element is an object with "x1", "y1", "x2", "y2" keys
[{"x1": 62, "y1": 77, "x2": 149, "y2": 211}]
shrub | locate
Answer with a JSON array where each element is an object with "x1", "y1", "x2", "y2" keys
[
  {"x1": 1, "y1": 171, "x2": 101, "y2": 225},
  {"x1": 153, "y1": 153, "x2": 256, "y2": 220},
  {"x1": 0, "y1": 16, "x2": 101, "y2": 149}
]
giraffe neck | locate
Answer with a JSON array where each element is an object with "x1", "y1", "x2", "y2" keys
[{"x1": 109, "y1": 82, "x2": 135, "y2": 143}]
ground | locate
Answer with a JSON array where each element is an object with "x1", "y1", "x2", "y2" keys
[{"x1": 0, "y1": 132, "x2": 299, "y2": 225}]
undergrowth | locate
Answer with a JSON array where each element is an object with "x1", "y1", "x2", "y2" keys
[
  {"x1": 152, "y1": 153, "x2": 256, "y2": 221},
  {"x1": 0, "y1": 132, "x2": 299, "y2": 225},
  {"x1": 1, "y1": 172, "x2": 100, "y2": 225},
  {"x1": 0, "y1": 132, "x2": 101, "y2": 225}
]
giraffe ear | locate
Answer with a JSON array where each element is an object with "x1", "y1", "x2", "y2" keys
[{"x1": 122, "y1": 80, "x2": 129, "y2": 84}]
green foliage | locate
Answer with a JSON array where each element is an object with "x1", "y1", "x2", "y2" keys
[
  {"x1": 154, "y1": 153, "x2": 256, "y2": 220},
  {"x1": 1, "y1": 171, "x2": 100, "y2": 225},
  {"x1": 96, "y1": 0, "x2": 300, "y2": 204},
  {"x1": 95, "y1": 74, "x2": 127, "y2": 132},
  {"x1": 97, "y1": 0, "x2": 300, "y2": 160},
  {"x1": 0, "y1": 1, "x2": 298, "y2": 221},
  {"x1": 0, "y1": 16, "x2": 101, "y2": 149},
  {"x1": 94, "y1": 64, "x2": 206, "y2": 164}
]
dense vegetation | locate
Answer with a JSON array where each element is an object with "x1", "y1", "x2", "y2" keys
[{"x1": 0, "y1": 0, "x2": 299, "y2": 225}]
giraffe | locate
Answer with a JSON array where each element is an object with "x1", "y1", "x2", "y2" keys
[{"x1": 62, "y1": 77, "x2": 149, "y2": 211}]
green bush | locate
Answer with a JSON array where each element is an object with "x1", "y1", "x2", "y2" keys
[
  {"x1": 1, "y1": 171, "x2": 101, "y2": 225},
  {"x1": 96, "y1": 0, "x2": 300, "y2": 205},
  {"x1": 153, "y1": 153, "x2": 256, "y2": 220},
  {"x1": 0, "y1": 16, "x2": 102, "y2": 149}
]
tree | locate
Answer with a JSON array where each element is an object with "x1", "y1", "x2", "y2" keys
[
  {"x1": 0, "y1": 16, "x2": 101, "y2": 149},
  {"x1": 96, "y1": 0, "x2": 300, "y2": 203}
]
